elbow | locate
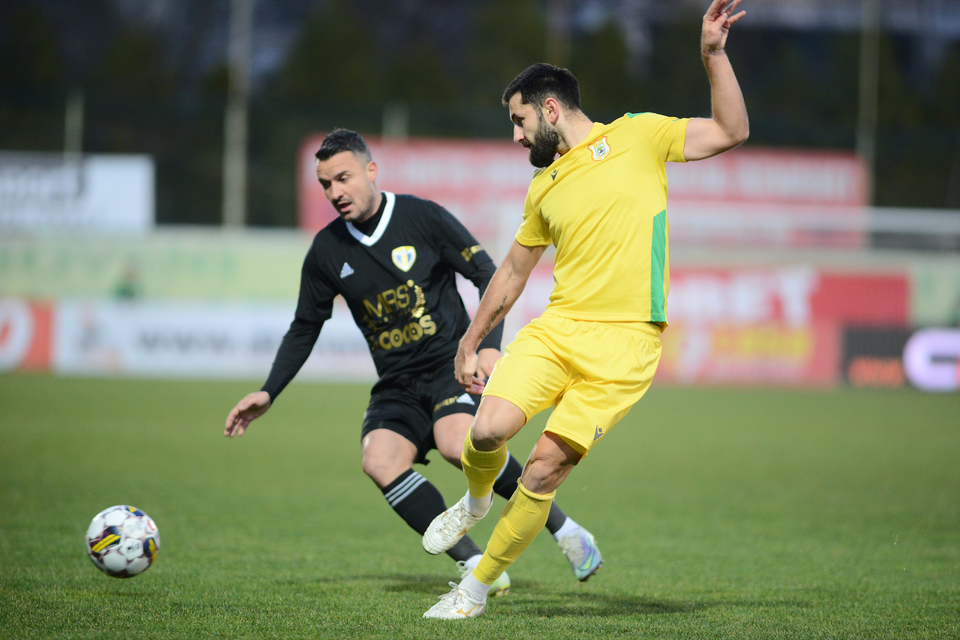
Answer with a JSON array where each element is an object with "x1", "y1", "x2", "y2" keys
[
  {"x1": 734, "y1": 117, "x2": 750, "y2": 147},
  {"x1": 725, "y1": 119, "x2": 748, "y2": 149},
  {"x1": 737, "y1": 121, "x2": 750, "y2": 146},
  {"x1": 722, "y1": 125, "x2": 749, "y2": 153}
]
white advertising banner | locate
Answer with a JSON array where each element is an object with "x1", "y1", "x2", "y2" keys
[
  {"x1": 52, "y1": 299, "x2": 375, "y2": 380},
  {"x1": 903, "y1": 328, "x2": 960, "y2": 392},
  {"x1": 0, "y1": 152, "x2": 154, "y2": 234}
]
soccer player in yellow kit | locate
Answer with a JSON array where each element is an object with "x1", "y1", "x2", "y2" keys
[{"x1": 422, "y1": 0, "x2": 750, "y2": 619}]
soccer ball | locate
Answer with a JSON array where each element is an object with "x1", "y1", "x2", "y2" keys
[{"x1": 85, "y1": 505, "x2": 160, "y2": 578}]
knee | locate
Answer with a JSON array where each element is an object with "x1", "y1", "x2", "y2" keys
[
  {"x1": 470, "y1": 415, "x2": 508, "y2": 452},
  {"x1": 468, "y1": 396, "x2": 527, "y2": 452},
  {"x1": 361, "y1": 448, "x2": 404, "y2": 489}
]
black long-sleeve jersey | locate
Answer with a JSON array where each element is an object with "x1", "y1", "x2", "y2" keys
[{"x1": 262, "y1": 191, "x2": 503, "y2": 400}]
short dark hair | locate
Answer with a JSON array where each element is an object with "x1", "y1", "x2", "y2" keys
[
  {"x1": 315, "y1": 128, "x2": 372, "y2": 163},
  {"x1": 501, "y1": 63, "x2": 582, "y2": 112}
]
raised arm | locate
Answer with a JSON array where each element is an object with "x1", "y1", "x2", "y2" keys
[
  {"x1": 683, "y1": 0, "x2": 750, "y2": 161},
  {"x1": 455, "y1": 239, "x2": 547, "y2": 392}
]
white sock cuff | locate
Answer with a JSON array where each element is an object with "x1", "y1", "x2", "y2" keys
[
  {"x1": 463, "y1": 554, "x2": 482, "y2": 570},
  {"x1": 552, "y1": 517, "x2": 581, "y2": 542},
  {"x1": 459, "y1": 570, "x2": 491, "y2": 601},
  {"x1": 465, "y1": 490, "x2": 492, "y2": 517}
]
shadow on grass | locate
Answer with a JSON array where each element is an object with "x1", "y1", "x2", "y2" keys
[
  {"x1": 488, "y1": 592, "x2": 812, "y2": 618},
  {"x1": 373, "y1": 574, "x2": 810, "y2": 618}
]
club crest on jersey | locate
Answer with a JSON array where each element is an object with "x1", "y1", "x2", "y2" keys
[
  {"x1": 589, "y1": 136, "x2": 610, "y2": 161},
  {"x1": 392, "y1": 246, "x2": 417, "y2": 272}
]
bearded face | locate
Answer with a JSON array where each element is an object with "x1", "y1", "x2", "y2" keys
[{"x1": 527, "y1": 111, "x2": 561, "y2": 168}]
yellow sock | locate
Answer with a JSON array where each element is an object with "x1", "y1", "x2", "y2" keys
[
  {"x1": 472, "y1": 481, "x2": 555, "y2": 585},
  {"x1": 462, "y1": 429, "x2": 508, "y2": 499}
]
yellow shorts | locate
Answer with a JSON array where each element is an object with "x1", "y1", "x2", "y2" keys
[{"x1": 483, "y1": 313, "x2": 662, "y2": 456}]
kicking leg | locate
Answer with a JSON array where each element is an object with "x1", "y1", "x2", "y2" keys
[
  {"x1": 431, "y1": 412, "x2": 512, "y2": 596},
  {"x1": 422, "y1": 397, "x2": 525, "y2": 555},
  {"x1": 469, "y1": 432, "x2": 582, "y2": 588},
  {"x1": 424, "y1": 432, "x2": 581, "y2": 619},
  {"x1": 492, "y1": 445, "x2": 603, "y2": 581}
]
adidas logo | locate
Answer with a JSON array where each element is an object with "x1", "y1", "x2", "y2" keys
[
  {"x1": 340, "y1": 262, "x2": 355, "y2": 278},
  {"x1": 456, "y1": 393, "x2": 475, "y2": 405}
]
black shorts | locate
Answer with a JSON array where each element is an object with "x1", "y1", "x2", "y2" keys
[{"x1": 360, "y1": 364, "x2": 481, "y2": 465}]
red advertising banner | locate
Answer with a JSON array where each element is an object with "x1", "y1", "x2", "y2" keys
[
  {"x1": 665, "y1": 147, "x2": 866, "y2": 206},
  {"x1": 512, "y1": 266, "x2": 908, "y2": 387},
  {"x1": 662, "y1": 268, "x2": 906, "y2": 386},
  {"x1": 298, "y1": 137, "x2": 869, "y2": 251},
  {"x1": 0, "y1": 299, "x2": 53, "y2": 371}
]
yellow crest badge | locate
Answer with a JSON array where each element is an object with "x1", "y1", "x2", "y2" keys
[
  {"x1": 589, "y1": 136, "x2": 610, "y2": 161},
  {"x1": 392, "y1": 246, "x2": 417, "y2": 272}
]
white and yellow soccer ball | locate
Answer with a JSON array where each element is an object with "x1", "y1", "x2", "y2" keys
[{"x1": 85, "y1": 505, "x2": 160, "y2": 578}]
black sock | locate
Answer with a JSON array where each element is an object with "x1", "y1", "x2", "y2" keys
[
  {"x1": 492, "y1": 453, "x2": 568, "y2": 536},
  {"x1": 382, "y1": 469, "x2": 482, "y2": 563}
]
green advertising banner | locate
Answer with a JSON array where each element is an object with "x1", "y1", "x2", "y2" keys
[{"x1": 0, "y1": 230, "x2": 312, "y2": 301}]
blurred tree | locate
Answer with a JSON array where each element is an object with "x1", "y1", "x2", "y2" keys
[
  {"x1": 0, "y1": 4, "x2": 63, "y2": 90},
  {"x1": 464, "y1": 0, "x2": 547, "y2": 108},
  {"x1": 644, "y1": 12, "x2": 711, "y2": 120},
  {"x1": 876, "y1": 35, "x2": 925, "y2": 130},
  {"x1": 269, "y1": 0, "x2": 380, "y2": 108},
  {"x1": 84, "y1": 27, "x2": 222, "y2": 225},
  {"x1": 87, "y1": 31, "x2": 176, "y2": 103},
  {"x1": 931, "y1": 45, "x2": 960, "y2": 129},
  {"x1": 5, "y1": 0, "x2": 960, "y2": 230},
  {"x1": 384, "y1": 39, "x2": 457, "y2": 105},
  {"x1": 872, "y1": 35, "x2": 952, "y2": 210},
  {"x1": 568, "y1": 20, "x2": 646, "y2": 120},
  {"x1": 0, "y1": 4, "x2": 66, "y2": 150},
  {"x1": 933, "y1": 45, "x2": 960, "y2": 209},
  {"x1": 249, "y1": 0, "x2": 385, "y2": 227}
]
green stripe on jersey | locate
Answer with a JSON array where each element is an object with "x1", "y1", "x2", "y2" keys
[
  {"x1": 650, "y1": 210, "x2": 667, "y2": 322},
  {"x1": 627, "y1": 112, "x2": 679, "y2": 121}
]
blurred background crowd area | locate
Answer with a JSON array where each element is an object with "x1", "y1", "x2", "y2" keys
[
  {"x1": 2, "y1": 0, "x2": 959, "y2": 227},
  {"x1": 3, "y1": 0, "x2": 960, "y2": 391}
]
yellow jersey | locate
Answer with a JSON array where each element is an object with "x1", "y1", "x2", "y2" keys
[{"x1": 516, "y1": 112, "x2": 688, "y2": 323}]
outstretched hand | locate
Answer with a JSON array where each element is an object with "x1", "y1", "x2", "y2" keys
[
  {"x1": 702, "y1": 0, "x2": 746, "y2": 54},
  {"x1": 224, "y1": 391, "x2": 271, "y2": 437}
]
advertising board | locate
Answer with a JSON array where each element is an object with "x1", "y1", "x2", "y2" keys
[
  {"x1": 0, "y1": 270, "x2": 913, "y2": 388},
  {"x1": 903, "y1": 328, "x2": 960, "y2": 392},
  {"x1": 0, "y1": 152, "x2": 155, "y2": 234},
  {"x1": 841, "y1": 327, "x2": 913, "y2": 389},
  {"x1": 510, "y1": 266, "x2": 908, "y2": 387}
]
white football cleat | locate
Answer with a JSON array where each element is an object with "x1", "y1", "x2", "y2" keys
[
  {"x1": 423, "y1": 582, "x2": 486, "y2": 620},
  {"x1": 423, "y1": 496, "x2": 488, "y2": 555},
  {"x1": 558, "y1": 527, "x2": 603, "y2": 582}
]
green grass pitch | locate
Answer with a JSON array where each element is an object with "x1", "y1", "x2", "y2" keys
[{"x1": 1, "y1": 373, "x2": 958, "y2": 639}]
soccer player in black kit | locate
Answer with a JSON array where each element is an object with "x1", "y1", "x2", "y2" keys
[{"x1": 225, "y1": 129, "x2": 601, "y2": 593}]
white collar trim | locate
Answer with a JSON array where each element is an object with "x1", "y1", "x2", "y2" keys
[{"x1": 346, "y1": 192, "x2": 394, "y2": 246}]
